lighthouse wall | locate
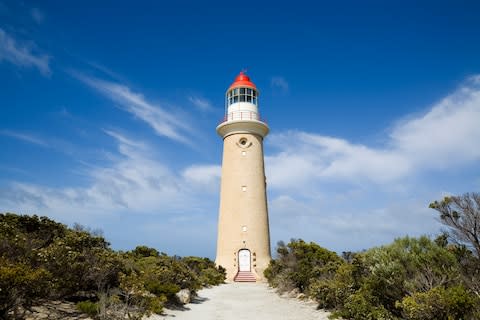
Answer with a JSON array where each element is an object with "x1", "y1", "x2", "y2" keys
[{"x1": 215, "y1": 132, "x2": 271, "y2": 282}]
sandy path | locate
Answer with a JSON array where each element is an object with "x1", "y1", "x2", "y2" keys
[{"x1": 150, "y1": 283, "x2": 331, "y2": 320}]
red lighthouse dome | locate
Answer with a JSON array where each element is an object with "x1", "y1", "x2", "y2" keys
[{"x1": 228, "y1": 71, "x2": 257, "y2": 90}]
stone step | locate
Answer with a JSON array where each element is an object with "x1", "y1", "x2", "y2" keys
[{"x1": 234, "y1": 271, "x2": 256, "y2": 282}]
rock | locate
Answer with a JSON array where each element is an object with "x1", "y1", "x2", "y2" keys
[
  {"x1": 288, "y1": 288, "x2": 300, "y2": 298},
  {"x1": 176, "y1": 289, "x2": 191, "y2": 304},
  {"x1": 296, "y1": 293, "x2": 306, "y2": 300}
]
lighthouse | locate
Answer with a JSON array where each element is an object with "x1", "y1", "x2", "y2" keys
[{"x1": 215, "y1": 72, "x2": 271, "y2": 282}]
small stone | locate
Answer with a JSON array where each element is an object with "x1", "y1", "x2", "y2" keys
[
  {"x1": 288, "y1": 288, "x2": 300, "y2": 298},
  {"x1": 176, "y1": 289, "x2": 191, "y2": 304},
  {"x1": 296, "y1": 293, "x2": 306, "y2": 299}
]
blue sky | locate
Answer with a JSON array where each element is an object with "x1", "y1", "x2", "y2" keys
[{"x1": 1, "y1": 1, "x2": 480, "y2": 258}]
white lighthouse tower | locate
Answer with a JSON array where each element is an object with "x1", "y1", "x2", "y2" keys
[{"x1": 215, "y1": 72, "x2": 271, "y2": 282}]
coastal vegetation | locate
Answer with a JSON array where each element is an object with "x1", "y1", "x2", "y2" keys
[
  {"x1": 2, "y1": 192, "x2": 479, "y2": 319},
  {"x1": 265, "y1": 192, "x2": 480, "y2": 319},
  {"x1": 0, "y1": 213, "x2": 225, "y2": 319}
]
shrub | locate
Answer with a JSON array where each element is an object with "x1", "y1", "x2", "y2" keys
[
  {"x1": 132, "y1": 245, "x2": 160, "y2": 258},
  {"x1": 357, "y1": 236, "x2": 460, "y2": 316},
  {"x1": 145, "y1": 282, "x2": 180, "y2": 299},
  {"x1": 0, "y1": 260, "x2": 51, "y2": 318},
  {"x1": 118, "y1": 271, "x2": 167, "y2": 318},
  {"x1": 266, "y1": 236, "x2": 478, "y2": 319},
  {"x1": 264, "y1": 239, "x2": 343, "y2": 294},
  {"x1": 309, "y1": 262, "x2": 358, "y2": 310},
  {"x1": 335, "y1": 288, "x2": 397, "y2": 320},
  {"x1": 182, "y1": 256, "x2": 226, "y2": 286},
  {"x1": 76, "y1": 300, "x2": 98, "y2": 317},
  {"x1": 396, "y1": 285, "x2": 477, "y2": 320},
  {"x1": 39, "y1": 229, "x2": 122, "y2": 296}
]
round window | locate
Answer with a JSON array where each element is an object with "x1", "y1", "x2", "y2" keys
[{"x1": 237, "y1": 137, "x2": 252, "y2": 149}]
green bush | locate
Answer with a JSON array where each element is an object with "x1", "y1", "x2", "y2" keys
[
  {"x1": 76, "y1": 300, "x2": 98, "y2": 317},
  {"x1": 266, "y1": 236, "x2": 480, "y2": 319},
  {"x1": 397, "y1": 285, "x2": 476, "y2": 320},
  {"x1": 0, "y1": 260, "x2": 51, "y2": 318},
  {"x1": 309, "y1": 262, "x2": 358, "y2": 310},
  {"x1": 264, "y1": 239, "x2": 343, "y2": 294},
  {"x1": 145, "y1": 282, "x2": 180, "y2": 299},
  {"x1": 132, "y1": 245, "x2": 160, "y2": 258},
  {"x1": 336, "y1": 288, "x2": 397, "y2": 320},
  {"x1": 343, "y1": 236, "x2": 461, "y2": 317},
  {"x1": 182, "y1": 256, "x2": 226, "y2": 286},
  {"x1": 118, "y1": 271, "x2": 166, "y2": 317},
  {"x1": 39, "y1": 230, "x2": 122, "y2": 296},
  {"x1": 0, "y1": 213, "x2": 225, "y2": 319}
]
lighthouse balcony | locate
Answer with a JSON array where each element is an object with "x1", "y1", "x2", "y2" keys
[
  {"x1": 219, "y1": 111, "x2": 267, "y2": 124},
  {"x1": 216, "y1": 112, "x2": 269, "y2": 138}
]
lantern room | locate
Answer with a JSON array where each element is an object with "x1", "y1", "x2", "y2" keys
[{"x1": 224, "y1": 72, "x2": 261, "y2": 122}]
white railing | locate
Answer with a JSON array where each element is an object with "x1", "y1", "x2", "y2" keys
[{"x1": 220, "y1": 111, "x2": 267, "y2": 123}]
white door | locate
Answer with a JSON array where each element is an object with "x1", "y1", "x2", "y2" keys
[{"x1": 238, "y1": 249, "x2": 251, "y2": 271}]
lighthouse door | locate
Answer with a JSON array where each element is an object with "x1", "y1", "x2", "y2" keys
[{"x1": 238, "y1": 249, "x2": 251, "y2": 271}]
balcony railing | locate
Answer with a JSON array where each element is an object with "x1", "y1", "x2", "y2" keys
[{"x1": 219, "y1": 111, "x2": 267, "y2": 124}]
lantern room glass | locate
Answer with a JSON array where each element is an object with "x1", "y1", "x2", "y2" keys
[{"x1": 227, "y1": 87, "x2": 258, "y2": 107}]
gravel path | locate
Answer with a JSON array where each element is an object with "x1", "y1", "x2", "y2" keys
[{"x1": 150, "y1": 283, "x2": 331, "y2": 320}]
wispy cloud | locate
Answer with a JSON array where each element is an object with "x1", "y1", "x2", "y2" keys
[
  {"x1": 84, "y1": 61, "x2": 125, "y2": 82},
  {"x1": 0, "y1": 131, "x2": 220, "y2": 220},
  {"x1": 0, "y1": 130, "x2": 48, "y2": 147},
  {"x1": 0, "y1": 28, "x2": 51, "y2": 76},
  {"x1": 271, "y1": 76, "x2": 289, "y2": 92},
  {"x1": 73, "y1": 73, "x2": 192, "y2": 144},
  {"x1": 188, "y1": 96, "x2": 214, "y2": 112},
  {"x1": 0, "y1": 129, "x2": 97, "y2": 160},
  {"x1": 182, "y1": 164, "x2": 221, "y2": 192}
]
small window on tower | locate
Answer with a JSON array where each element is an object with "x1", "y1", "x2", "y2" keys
[
  {"x1": 240, "y1": 88, "x2": 245, "y2": 94},
  {"x1": 247, "y1": 88, "x2": 252, "y2": 95},
  {"x1": 242, "y1": 186, "x2": 247, "y2": 192},
  {"x1": 253, "y1": 90, "x2": 257, "y2": 97},
  {"x1": 242, "y1": 226, "x2": 247, "y2": 232},
  {"x1": 240, "y1": 95, "x2": 245, "y2": 102},
  {"x1": 252, "y1": 97, "x2": 257, "y2": 105},
  {"x1": 246, "y1": 95, "x2": 252, "y2": 102},
  {"x1": 233, "y1": 96, "x2": 239, "y2": 103}
]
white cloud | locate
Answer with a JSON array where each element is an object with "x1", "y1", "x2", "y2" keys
[
  {"x1": 266, "y1": 75, "x2": 480, "y2": 189},
  {"x1": 0, "y1": 28, "x2": 51, "y2": 76},
  {"x1": 269, "y1": 188, "x2": 444, "y2": 252},
  {"x1": 188, "y1": 96, "x2": 214, "y2": 112},
  {"x1": 263, "y1": 75, "x2": 480, "y2": 251},
  {"x1": 74, "y1": 73, "x2": 193, "y2": 144},
  {"x1": 390, "y1": 77, "x2": 480, "y2": 169},
  {"x1": 271, "y1": 76, "x2": 289, "y2": 92},
  {"x1": 0, "y1": 131, "x2": 219, "y2": 221},
  {"x1": 182, "y1": 165, "x2": 221, "y2": 192}
]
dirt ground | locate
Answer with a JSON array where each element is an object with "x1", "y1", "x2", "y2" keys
[{"x1": 150, "y1": 283, "x2": 331, "y2": 320}]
